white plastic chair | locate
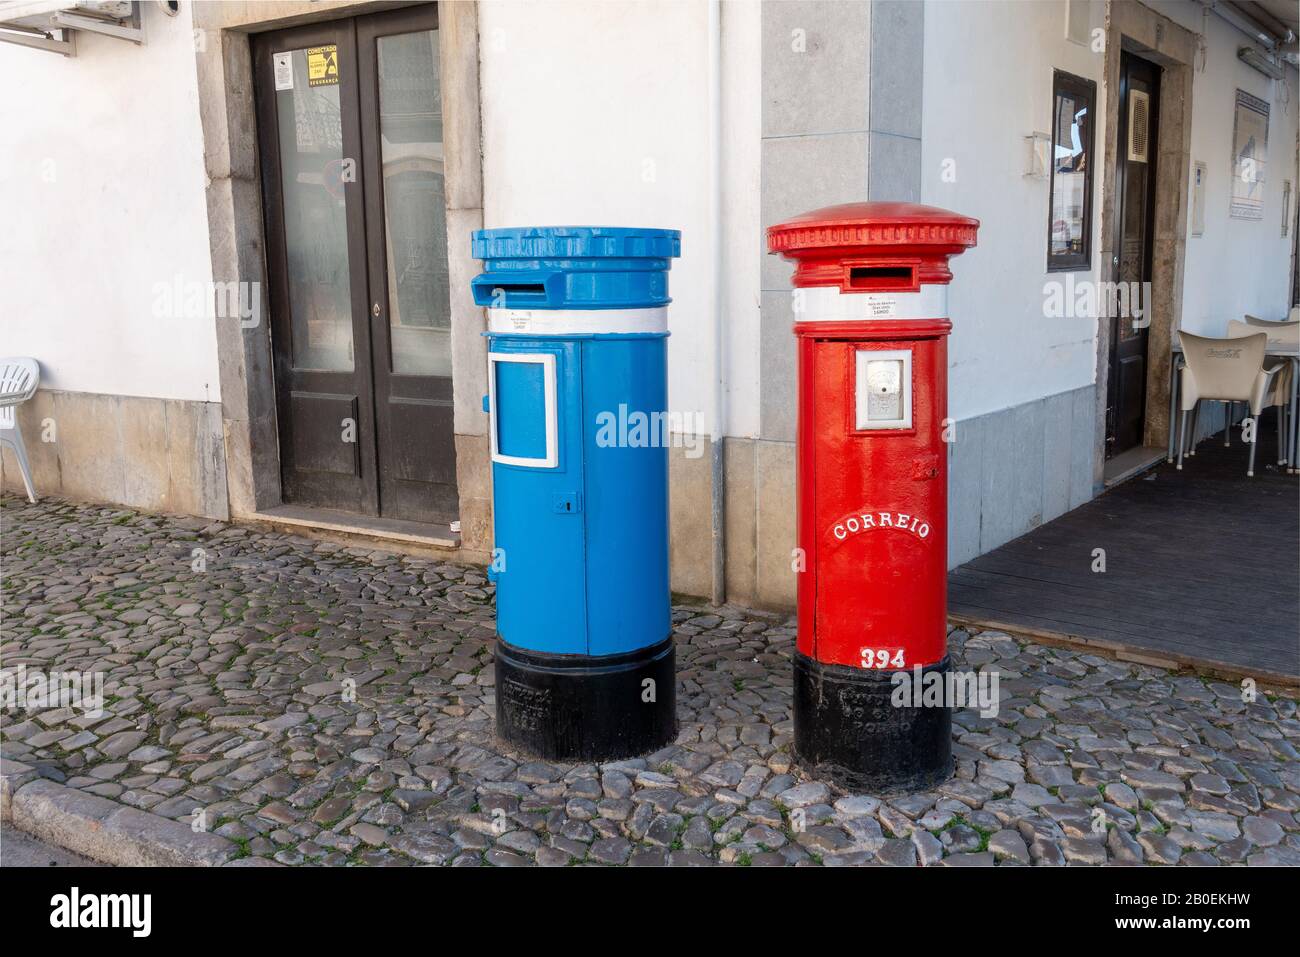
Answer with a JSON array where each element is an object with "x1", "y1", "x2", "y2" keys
[
  {"x1": 0, "y1": 358, "x2": 41, "y2": 503},
  {"x1": 1243, "y1": 314, "x2": 1300, "y2": 337},
  {"x1": 1178, "y1": 333, "x2": 1279, "y2": 477},
  {"x1": 1230, "y1": 319, "x2": 1297, "y2": 465}
]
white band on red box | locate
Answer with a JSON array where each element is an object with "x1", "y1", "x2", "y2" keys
[
  {"x1": 792, "y1": 284, "x2": 948, "y2": 322},
  {"x1": 488, "y1": 307, "x2": 668, "y2": 335}
]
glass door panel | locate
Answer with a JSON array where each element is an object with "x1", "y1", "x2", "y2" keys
[
  {"x1": 273, "y1": 46, "x2": 355, "y2": 372},
  {"x1": 377, "y1": 28, "x2": 451, "y2": 378}
]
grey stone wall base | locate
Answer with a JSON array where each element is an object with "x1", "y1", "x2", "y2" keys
[
  {"x1": 5, "y1": 769, "x2": 240, "y2": 867},
  {"x1": 947, "y1": 385, "x2": 1098, "y2": 568},
  {"x1": 0, "y1": 390, "x2": 229, "y2": 520}
]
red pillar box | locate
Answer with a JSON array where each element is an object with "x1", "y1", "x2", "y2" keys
[{"x1": 767, "y1": 202, "x2": 979, "y2": 791}]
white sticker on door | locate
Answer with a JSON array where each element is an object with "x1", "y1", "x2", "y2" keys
[{"x1": 273, "y1": 52, "x2": 294, "y2": 92}]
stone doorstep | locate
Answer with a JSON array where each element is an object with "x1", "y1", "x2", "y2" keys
[
  {"x1": 249, "y1": 505, "x2": 460, "y2": 553},
  {"x1": 2, "y1": 760, "x2": 252, "y2": 867}
]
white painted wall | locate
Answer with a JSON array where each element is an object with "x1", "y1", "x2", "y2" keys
[
  {"x1": 478, "y1": 0, "x2": 762, "y2": 438},
  {"x1": 924, "y1": 0, "x2": 1299, "y2": 420},
  {"x1": 0, "y1": 3, "x2": 219, "y2": 403},
  {"x1": 921, "y1": 0, "x2": 1106, "y2": 422},
  {"x1": 1150, "y1": 0, "x2": 1298, "y2": 335}
]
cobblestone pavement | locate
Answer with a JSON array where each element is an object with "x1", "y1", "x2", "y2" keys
[{"x1": 2, "y1": 495, "x2": 1298, "y2": 866}]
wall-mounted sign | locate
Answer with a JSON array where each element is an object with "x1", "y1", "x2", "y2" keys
[{"x1": 1230, "y1": 89, "x2": 1269, "y2": 221}]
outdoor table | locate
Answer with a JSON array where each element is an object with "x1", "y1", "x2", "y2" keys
[{"x1": 1167, "y1": 336, "x2": 1300, "y2": 472}]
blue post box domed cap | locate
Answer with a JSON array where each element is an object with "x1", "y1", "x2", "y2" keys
[
  {"x1": 471, "y1": 226, "x2": 682, "y2": 310},
  {"x1": 473, "y1": 226, "x2": 681, "y2": 261}
]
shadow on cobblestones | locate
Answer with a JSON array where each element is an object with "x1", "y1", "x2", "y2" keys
[{"x1": 2, "y1": 496, "x2": 1298, "y2": 866}]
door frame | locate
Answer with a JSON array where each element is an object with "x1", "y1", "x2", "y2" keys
[
  {"x1": 1093, "y1": 5, "x2": 1197, "y2": 490},
  {"x1": 1104, "y1": 49, "x2": 1161, "y2": 460},
  {"x1": 192, "y1": 1, "x2": 494, "y2": 558}
]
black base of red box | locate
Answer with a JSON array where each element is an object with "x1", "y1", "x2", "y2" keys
[{"x1": 793, "y1": 651, "x2": 953, "y2": 793}]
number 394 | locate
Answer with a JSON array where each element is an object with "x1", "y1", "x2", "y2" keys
[{"x1": 860, "y1": 648, "x2": 905, "y2": 669}]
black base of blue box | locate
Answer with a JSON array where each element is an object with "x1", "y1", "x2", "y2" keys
[{"x1": 494, "y1": 635, "x2": 677, "y2": 762}]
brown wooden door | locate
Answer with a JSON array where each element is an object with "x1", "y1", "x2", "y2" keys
[
  {"x1": 1106, "y1": 52, "x2": 1160, "y2": 457},
  {"x1": 358, "y1": 6, "x2": 458, "y2": 522},
  {"x1": 253, "y1": 4, "x2": 457, "y2": 524}
]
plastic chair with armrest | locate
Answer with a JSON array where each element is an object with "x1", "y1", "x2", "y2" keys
[
  {"x1": 1178, "y1": 332, "x2": 1278, "y2": 477},
  {"x1": 0, "y1": 358, "x2": 41, "y2": 503}
]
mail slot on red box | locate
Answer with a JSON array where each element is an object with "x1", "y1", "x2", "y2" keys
[{"x1": 767, "y1": 202, "x2": 979, "y2": 791}]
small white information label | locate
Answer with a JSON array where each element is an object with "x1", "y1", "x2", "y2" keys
[
  {"x1": 273, "y1": 53, "x2": 294, "y2": 91},
  {"x1": 866, "y1": 296, "x2": 897, "y2": 318}
]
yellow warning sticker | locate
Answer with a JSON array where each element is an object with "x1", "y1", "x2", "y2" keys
[{"x1": 307, "y1": 45, "x2": 339, "y2": 87}]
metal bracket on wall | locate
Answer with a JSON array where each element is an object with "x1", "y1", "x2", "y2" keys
[
  {"x1": 0, "y1": 1, "x2": 144, "y2": 57},
  {"x1": 52, "y1": 9, "x2": 141, "y2": 44},
  {"x1": 0, "y1": 21, "x2": 74, "y2": 54}
]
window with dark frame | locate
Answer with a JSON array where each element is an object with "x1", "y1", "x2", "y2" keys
[{"x1": 1047, "y1": 70, "x2": 1096, "y2": 271}]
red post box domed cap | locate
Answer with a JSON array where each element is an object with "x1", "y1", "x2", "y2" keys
[{"x1": 767, "y1": 201, "x2": 978, "y2": 289}]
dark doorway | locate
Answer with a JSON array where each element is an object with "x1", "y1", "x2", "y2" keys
[
  {"x1": 1106, "y1": 51, "x2": 1161, "y2": 458},
  {"x1": 252, "y1": 4, "x2": 457, "y2": 525}
]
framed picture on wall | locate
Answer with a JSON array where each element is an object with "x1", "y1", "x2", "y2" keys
[{"x1": 1230, "y1": 89, "x2": 1269, "y2": 220}]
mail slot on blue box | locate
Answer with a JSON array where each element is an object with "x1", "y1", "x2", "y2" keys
[{"x1": 473, "y1": 226, "x2": 681, "y2": 761}]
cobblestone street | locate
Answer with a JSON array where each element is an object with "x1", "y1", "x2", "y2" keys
[{"x1": 2, "y1": 495, "x2": 1298, "y2": 866}]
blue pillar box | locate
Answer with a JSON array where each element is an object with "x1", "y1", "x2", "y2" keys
[{"x1": 472, "y1": 226, "x2": 681, "y2": 761}]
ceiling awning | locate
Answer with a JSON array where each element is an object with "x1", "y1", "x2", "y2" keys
[
  {"x1": 1201, "y1": 1, "x2": 1299, "y2": 67},
  {"x1": 0, "y1": 1, "x2": 146, "y2": 56}
]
